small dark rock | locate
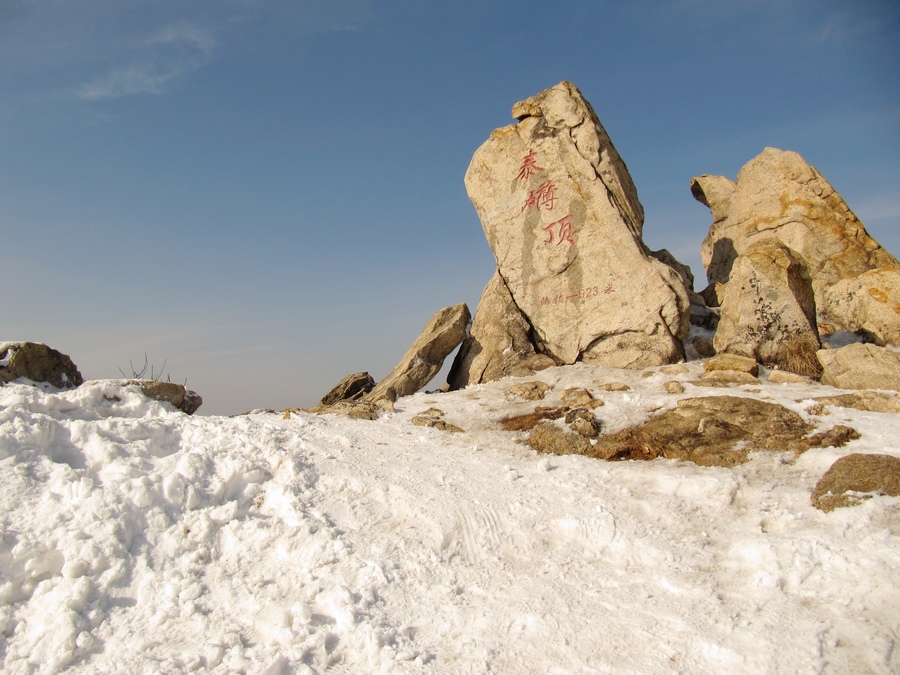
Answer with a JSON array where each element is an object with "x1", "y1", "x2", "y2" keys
[{"x1": 0, "y1": 342, "x2": 83, "y2": 389}]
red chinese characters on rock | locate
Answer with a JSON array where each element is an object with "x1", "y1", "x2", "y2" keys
[
  {"x1": 542, "y1": 215, "x2": 575, "y2": 246},
  {"x1": 521, "y1": 180, "x2": 558, "y2": 212},
  {"x1": 517, "y1": 150, "x2": 544, "y2": 181},
  {"x1": 515, "y1": 150, "x2": 576, "y2": 248}
]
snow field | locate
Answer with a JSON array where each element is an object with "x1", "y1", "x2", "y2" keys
[{"x1": 1, "y1": 364, "x2": 899, "y2": 673}]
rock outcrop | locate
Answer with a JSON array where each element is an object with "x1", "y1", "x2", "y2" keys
[
  {"x1": 713, "y1": 241, "x2": 821, "y2": 376},
  {"x1": 319, "y1": 372, "x2": 375, "y2": 406},
  {"x1": 822, "y1": 267, "x2": 900, "y2": 347},
  {"x1": 447, "y1": 271, "x2": 555, "y2": 390},
  {"x1": 817, "y1": 343, "x2": 900, "y2": 391},
  {"x1": 461, "y1": 81, "x2": 690, "y2": 380},
  {"x1": 692, "y1": 147, "x2": 900, "y2": 345},
  {"x1": 0, "y1": 342, "x2": 83, "y2": 389},
  {"x1": 563, "y1": 396, "x2": 854, "y2": 467},
  {"x1": 366, "y1": 303, "x2": 470, "y2": 403}
]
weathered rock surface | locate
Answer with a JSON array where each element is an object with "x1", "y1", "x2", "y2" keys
[
  {"x1": 664, "y1": 381, "x2": 685, "y2": 394},
  {"x1": 812, "y1": 390, "x2": 900, "y2": 414},
  {"x1": 650, "y1": 248, "x2": 705, "y2": 306},
  {"x1": 823, "y1": 267, "x2": 900, "y2": 347},
  {"x1": 528, "y1": 421, "x2": 593, "y2": 456},
  {"x1": 817, "y1": 343, "x2": 900, "y2": 391},
  {"x1": 699, "y1": 370, "x2": 760, "y2": 385},
  {"x1": 560, "y1": 387, "x2": 602, "y2": 408},
  {"x1": 366, "y1": 303, "x2": 470, "y2": 403},
  {"x1": 767, "y1": 370, "x2": 813, "y2": 385},
  {"x1": 693, "y1": 147, "x2": 898, "y2": 298},
  {"x1": 137, "y1": 380, "x2": 203, "y2": 415},
  {"x1": 447, "y1": 271, "x2": 555, "y2": 389},
  {"x1": 319, "y1": 372, "x2": 375, "y2": 406},
  {"x1": 812, "y1": 453, "x2": 900, "y2": 512},
  {"x1": 574, "y1": 396, "x2": 854, "y2": 467},
  {"x1": 0, "y1": 342, "x2": 84, "y2": 389},
  {"x1": 410, "y1": 410, "x2": 464, "y2": 433},
  {"x1": 501, "y1": 406, "x2": 567, "y2": 432},
  {"x1": 704, "y1": 353, "x2": 759, "y2": 376},
  {"x1": 508, "y1": 381, "x2": 550, "y2": 401},
  {"x1": 466, "y1": 81, "x2": 690, "y2": 369},
  {"x1": 713, "y1": 242, "x2": 821, "y2": 375},
  {"x1": 310, "y1": 400, "x2": 381, "y2": 421},
  {"x1": 691, "y1": 336, "x2": 716, "y2": 357}
]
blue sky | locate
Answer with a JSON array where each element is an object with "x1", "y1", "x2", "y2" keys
[{"x1": 2, "y1": 0, "x2": 898, "y2": 415}]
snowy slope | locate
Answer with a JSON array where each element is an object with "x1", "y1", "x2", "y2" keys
[{"x1": 1, "y1": 363, "x2": 899, "y2": 674}]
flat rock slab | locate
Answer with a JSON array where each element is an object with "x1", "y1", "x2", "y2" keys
[
  {"x1": 543, "y1": 396, "x2": 858, "y2": 467},
  {"x1": 704, "y1": 353, "x2": 759, "y2": 375},
  {"x1": 812, "y1": 390, "x2": 900, "y2": 414},
  {"x1": 818, "y1": 343, "x2": 900, "y2": 391}
]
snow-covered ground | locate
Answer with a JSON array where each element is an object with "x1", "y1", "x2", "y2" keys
[{"x1": 2, "y1": 362, "x2": 899, "y2": 674}]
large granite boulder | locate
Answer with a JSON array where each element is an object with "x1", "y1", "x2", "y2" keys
[
  {"x1": 822, "y1": 267, "x2": 900, "y2": 347},
  {"x1": 692, "y1": 147, "x2": 897, "y2": 296},
  {"x1": 692, "y1": 148, "x2": 900, "y2": 343},
  {"x1": 817, "y1": 343, "x2": 900, "y2": 391},
  {"x1": 464, "y1": 81, "x2": 690, "y2": 370},
  {"x1": 366, "y1": 303, "x2": 470, "y2": 403},
  {"x1": 714, "y1": 241, "x2": 821, "y2": 376},
  {"x1": 448, "y1": 271, "x2": 555, "y2": 389},
  {"x1": 0, "y1": 342, "x2": 84, "y2": 389}
]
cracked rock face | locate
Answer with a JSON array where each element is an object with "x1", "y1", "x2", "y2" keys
[
  {"x1": 692, "y1": 147, "x2": 899, "y2": 323},
  {"x1": 714, "y1": 241, "x2": 822, "y2": 375},
  {"x1": 464, "y1": 81, "x2": 690, "y2": 368}
]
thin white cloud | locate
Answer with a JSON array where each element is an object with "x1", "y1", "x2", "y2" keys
[
  {"x1": 144, "y1": 22, "x2": 216, "y2": 56},
  {"x1": 78, "y1": 63, "x2": 182, "y2": 100},
  {"x1": 78, "y1": 21, "x2": 216, "y2": 100}
]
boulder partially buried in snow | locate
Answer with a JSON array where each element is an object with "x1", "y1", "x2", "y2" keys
[
  {"x1": 465, "y1": 81, "x2": 690, "y2": 369},
  {"x1": 713, "y1": 241, "x2": 821, "y2": 376},
  {"x1": 137, "y1": 380, "x2": 203, "y2": 415},
  {"x1": 812, "y1": 453, "x2": 900, "y2": 512},
  {"x1": 0, "y1": 341, "x2": 84, "y2": 389},
  {"x1": 366, "y1": 303, "x2": 470, "y2": 403}
]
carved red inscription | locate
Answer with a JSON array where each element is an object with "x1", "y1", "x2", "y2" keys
[
  {"x1": 543, "y1": 214, "x2": 575, "y2": 246},
  {"x1": 522, "y1": 180, "x2": 558, "y2": 212},
  {"x1": 517, "y1": 150, "x2": 544, "y2": 181}
]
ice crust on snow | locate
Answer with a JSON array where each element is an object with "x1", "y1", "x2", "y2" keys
[{"x1": 1, "y1": 364, "x2": 899, "y2": 673}]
